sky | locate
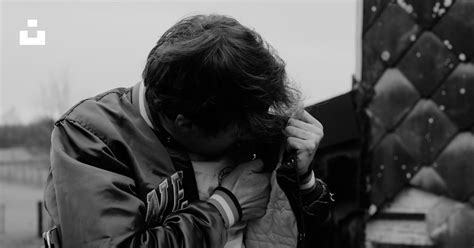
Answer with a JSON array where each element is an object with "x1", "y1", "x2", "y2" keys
[{"x1": 0, "y1": 0, "x2": 357, "y2": 124}]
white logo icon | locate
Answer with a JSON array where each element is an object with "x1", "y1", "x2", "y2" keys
[{"x1": 19, "y1": 19, "x2": 45, "y2": 46}]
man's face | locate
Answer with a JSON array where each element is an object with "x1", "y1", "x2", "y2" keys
[{"x1": 176, "y1": 121, "x2": 242, "y2": 159}]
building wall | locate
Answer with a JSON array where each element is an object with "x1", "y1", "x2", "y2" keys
[{"x1": 358, "y1": 0, "x2": 474, "y2": 247}]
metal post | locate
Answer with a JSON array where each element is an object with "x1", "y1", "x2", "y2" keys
[
  {"x1": 0, "y1": 203, "x2": 5, "y2": 234},
  {"x1": 38, "y1": 201, "x2": 43, "y2": 238}
]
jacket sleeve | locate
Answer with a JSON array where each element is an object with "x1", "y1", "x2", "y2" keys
[
  {"x1": 275, "y1": 159, "x2": 333, "y2": 235},
  {"x1": 45, "y1": 119, "x2": 229, "y2": 248}
]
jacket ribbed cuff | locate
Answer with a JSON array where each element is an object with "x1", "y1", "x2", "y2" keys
[
  {"x1": 301, "y1": 177, "x2": 327, "y2": 206},
  {"x1": 207, "y1": 187, "x2": 242, "y2": 228},
  {"x1": 299, "y1": 170, "x2": 316, "y2": 193}
]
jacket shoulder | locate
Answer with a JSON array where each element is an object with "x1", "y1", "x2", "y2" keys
[
  {"x1": 57, "y1": 87, "x2": 129, "y2": 123},
  {"x1": 54, "y1": 87, "x2": 136, "y2": 145}
]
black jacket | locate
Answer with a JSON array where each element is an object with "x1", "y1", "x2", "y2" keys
[{"x1": 44, "y1": 82, "x2": 331, "y2": 248}]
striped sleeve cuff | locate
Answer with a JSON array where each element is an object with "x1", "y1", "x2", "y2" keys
[
  {"x1": 207, "y1": 187, "x2": 242, "y2": 228},
  {"x1": 299, "y1": 170, "x2": 316, "y2": 192},
  {"x1": 301, "y1": 177, "x2": 328, "y2": 206}
]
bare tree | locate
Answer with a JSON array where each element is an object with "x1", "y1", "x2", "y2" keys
[
  {"x1": 0, "y1": 107, "x2": 21, "y2": 125},
  {"x1": 41, "y1": 65, "x2": 70, "y2": 120}
]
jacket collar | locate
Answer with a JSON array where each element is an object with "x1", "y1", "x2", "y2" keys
[
  {"x1": 138, "y1": 81, "x2": 155, "y2": 129},
  {"x1": 132, "y1": 81, "x2": 181, "y2": 147},
  {"x1": 131, "y1": 81, "x2": 155, "y2": 129}
]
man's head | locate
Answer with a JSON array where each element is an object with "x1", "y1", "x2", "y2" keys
[{"x1": 143, "y1": 14, "x2": 298, "y2": 157}]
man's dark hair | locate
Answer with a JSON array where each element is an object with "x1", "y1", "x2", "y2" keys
[{"x1": 142, "y1": 14, "x2": 299, "y2": 141}]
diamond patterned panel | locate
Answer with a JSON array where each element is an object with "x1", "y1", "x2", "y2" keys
[
  {"x1": 432, "y1": 63, "x2": 474, "y2": 130},
  {"x1": 433, "y1": 0, "x2": 474, "y2": 60},
  {"x1": 363, "y1": 0, "x2": 390, "y2": 34},
  {"x1": 398, "y1": 0, "x2": 456, "y2": 29},
  {"x1": 435, "y1": 132, "x2": 474, "y2": 201},
  {"x1": 410, "y1": 166, "x2": 449, "y2": 196},
  {"x1": 398, "y1": 32, "x2": 458, "y2": 97},
  {"x1": 396, "y1": 99, "x2": 458, "y2": 164},
  {"x1": 371, "y1": 133, "x2": 420, "y2": 205},
  {"x1": 366, "y1": 109, "x2": 386, "y2": 150},
  {"x1": 368, "y1": 68, "x2": 420, "y2": 131},
  {"x1": 362, "y1": 0, "x2": 474, "y2": 217},
  {"x1": 363, "y1": 3, "x2": 420, "y2": 85}
]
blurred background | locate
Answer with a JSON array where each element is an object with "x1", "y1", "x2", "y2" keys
[{"x1": 0, "y1": 0, "x2": 355, "y2": 247}]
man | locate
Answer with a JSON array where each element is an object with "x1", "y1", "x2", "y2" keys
[{"x1": 44, "y1": 14, "x2": 332, "y2": 248}]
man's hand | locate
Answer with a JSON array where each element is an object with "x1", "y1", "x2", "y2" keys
[
  {"x1": 220, "y1": 159, "x2": 270, "y2": 221},
  {"x1": 285, "y1": 109, "x2": 324, "y2": 175}
]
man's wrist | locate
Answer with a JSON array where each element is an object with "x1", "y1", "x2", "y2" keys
[
  {"x1": 298, "y1": 165, "x2": 316, "y2": 190},
  {"x1": 299, "y1": 170, "x2": 316, "y2": 191},
  {"x1": 207, "y1": 187, "x2": 242, "y2": 228},
  {"x1": 297, "y1": 165, "x2": 312, "y2": 177},
  {"x1": 301, "y1": 177, "x2": 328, "y2": 206}
]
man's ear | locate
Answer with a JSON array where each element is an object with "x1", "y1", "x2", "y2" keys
[{"x1": 174, "y1": 114, "x2": 193, "y2": 131}]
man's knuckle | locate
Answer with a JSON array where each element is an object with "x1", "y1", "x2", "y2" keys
[{"x1": 287, "y1": 118, "x2": 295, "y2": 126}]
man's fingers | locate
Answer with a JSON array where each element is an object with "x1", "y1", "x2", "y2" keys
[
  {"x1": 287, "y1": 137, "x2": 316, "y2": 152},
  {"x1": 287, "y1": 118, "x2": 323, "y2": 134},
  {"x1": 287, "y1": 136, "x2": 304, "y2": 150},
  {"x1": 291, "y1": 109, "x2": 322, "y2": 127},
  {"x1": 302, "y1": 111, "x2": 323, "y2": 128},
  {"x1": 285, "y1": 125, "x2": 315, "y2": 140}
]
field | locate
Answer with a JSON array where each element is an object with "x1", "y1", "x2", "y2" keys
[{"x1": 0, "y1": 181, "x2": 45, "y2": 248}]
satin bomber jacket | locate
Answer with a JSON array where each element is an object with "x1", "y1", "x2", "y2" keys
[{"x1": 44, "y1": 82, "x2": 332, "y2": 248}]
